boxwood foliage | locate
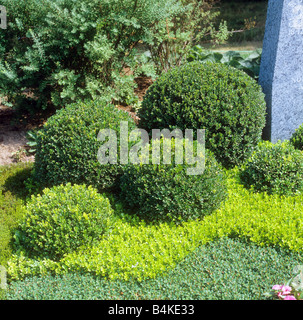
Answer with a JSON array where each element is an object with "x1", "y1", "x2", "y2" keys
[
  {"x1": 0, "y1": 0, "x2": 181, "y2": 111},
  {"x1": 0, "y1": 163, "x2": 33, "y2": 267},
  {"x1": 14, "y1": 183, "x2": 114, "y2": 261},
  {"x1": 240, "y1": 140, "x2": 303, "y2": 196},
  {"x1": 290, "y1": 123, "x2": 303, "y2": 151},
  {"x1": 119, "y1": 138, "x2": 227, "y2": 223},
  {"x1": 6, "y1": 169, "x2": 303, "y2": 282},
  {"x1": 5, "y1": 237, "x2": 303, "y2": 300},
  {"x1": 138, "y1": 61, "x2": 266, "y2": 168},
  {"x1": 33, "y1": 100, "x2": 136, "y2": 191}
]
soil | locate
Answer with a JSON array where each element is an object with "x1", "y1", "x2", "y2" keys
[
  {"x1": 0, "y1": 75, "x2": 153, "y2": 166},
  {"x1": 0, "y1": 105, "x2": 37, "y2": 166},
  {"x1": 117, "y1": 75, "x2": 153, "y2": 124}
]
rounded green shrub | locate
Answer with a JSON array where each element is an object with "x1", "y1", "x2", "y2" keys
[
  {"x1": 15, "y1": 183, "x2": 114, "y2": 260},
  {"x1": 33, "y1": 100, "x2": 136, "y2": 191},
  {"x1": 119, "y1": 139, "x2": 227, "y2": 223},
  {"x1": 290, "y1": 123, "x2": 303, "y2": 151},
  {"x1": 239, "y1": 140, "x2": 303, "y2": 196},
  {"x1": 138, "y1": 61, "x2": 266, "y2": 168}
]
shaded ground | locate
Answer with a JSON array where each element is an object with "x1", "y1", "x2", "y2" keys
[
  {"x1": 0, "y1": 106, "x2": 35, "y2": 166},
  {"x1": 117, "y1": 75, "x2": 153, "y2": 124},
  {"x1": 206, "y1": 40, "x2": 263, "y2": 52}
]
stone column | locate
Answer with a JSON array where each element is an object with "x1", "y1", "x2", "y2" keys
[{"x1": 259, "y1": 0, "x2": 303, "y2": 143}]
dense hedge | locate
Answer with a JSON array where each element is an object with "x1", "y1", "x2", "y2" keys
[
  {"x1": 14, "y1": 183, "x2": 114, "y2": 260},
  {"x1": 138, "y1": 61, "x2": 266, "y2": 168},
  {"x1": 6, "y1": 237, "x2": 303, "y2": 300},
  {"x1": 240, "y1": 140, "x2": 303, "y2": 196},
  {"x1": 33, "y1": 100, "x2": 136, "y2": 191}
]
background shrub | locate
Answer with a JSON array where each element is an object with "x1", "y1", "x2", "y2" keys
[
  {"x1": 148, "y1": 0, "x2": 229, "y2": 74},
  {"x1": 14, "y1": 183, "x2": 114, "y2": 260},
  {"x1": 33, "y1": 99, "x2": 136, "y2": 191},
  {"x1": 119, "y1": 141, "x2": 227, "y2": 223},
  {"x1": 0, "y1": 0, "x2": 226, "y2": 113},
  {"x1": 138, "y1": 61, "x2": 266, "y2": 169},
  {"x1": 240, "y1": 140, "x2": 303, "y2": 196},
  {"x1": 6, "y1": 237, "x2": 303, "y2": 300},
  {"x1": 290, "y1": 123, "x2": 303, "y2": 151},
  {"x1": 0, "y1": 0, "x2": 183, "y2": 111}
]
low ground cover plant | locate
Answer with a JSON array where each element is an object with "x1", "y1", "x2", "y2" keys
[
  {"x1": 187, "y1": 46, "x2": 261, "y2": 80},
  {"x1": 0, "y1": 163, "x2": 33, "y2": 267},
  {"x1": 0, "y1": 163, "x2": 33, "y2": 299},
  {"x1": 6, "y1": 237, "x2": 303, "y2": 300},
  {"x1": 5, "y1": 168, "x2": 303, "y2": 284},
  {"x1": 0, "y1": 178, "x2": 23, "y2": 266}
]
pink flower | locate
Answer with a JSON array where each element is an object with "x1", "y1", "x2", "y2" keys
[
  {"x1": 277, "y1": 291, "x2": 285, "y2": 299},
  {"x1": 272, "y1": 285, "x2": 282, "y2": 291},
  {"x1": 281, "y1": 285, "x2": 292, "y2": 295},
  {"x1": 283, "y1": 295, "x2": 296, "y2": 300}
]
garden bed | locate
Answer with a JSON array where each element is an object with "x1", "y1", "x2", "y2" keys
[
  {"x1": 1, "y1": 0, "x2": 302, "y2": 302},
  {"x1": 1, "y1": 164, "x2": 303, "y2": 300}
]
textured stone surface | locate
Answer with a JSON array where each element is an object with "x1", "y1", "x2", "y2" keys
[{"x1": 259, "y1": 0, "x2": 303, "y2": 143}]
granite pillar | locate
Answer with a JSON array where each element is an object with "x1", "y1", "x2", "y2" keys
[{"x1": 259, "y1": 0, "x2": 303, "y2": 142}]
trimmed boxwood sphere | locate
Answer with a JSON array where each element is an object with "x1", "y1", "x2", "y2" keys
[
  {"x1": 138, "y1": 61, "x2": 266, "y2": 168},
  {"x1": 119, "y1": 141, "x2": 228, "y2": 223},
  {"x1": 290, "y1": 123, "x2": 303, "y2": 151},
  {"x1": 240, "y1": 140, "x2": 303, "y2": 196},
  {"x1": 33, "y1": 100, "x2": 136, "y2": 191},
  {"x1": 15, "y1": 183, "x2": 114, "y2": 260}
]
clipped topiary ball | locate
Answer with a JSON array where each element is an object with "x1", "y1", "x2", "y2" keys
[
  {"x1": 239, "y1": 140, "x2": 303, "y2": 196},
  {"x1": 290, "y1": 123, "x2": 303, "y2": 151},
  {"x1": 15, "y1": 183, "x2": 114, "y2": 260},
  {"x1": 138, "y1": 61, "x2": 266, "y2": 168},
  {"x1": 119, "y1": 138, "x2": 227, "y2": 223},
  {"x1": 33, "y1": 100, "x2": 136, "y2": 191}
]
